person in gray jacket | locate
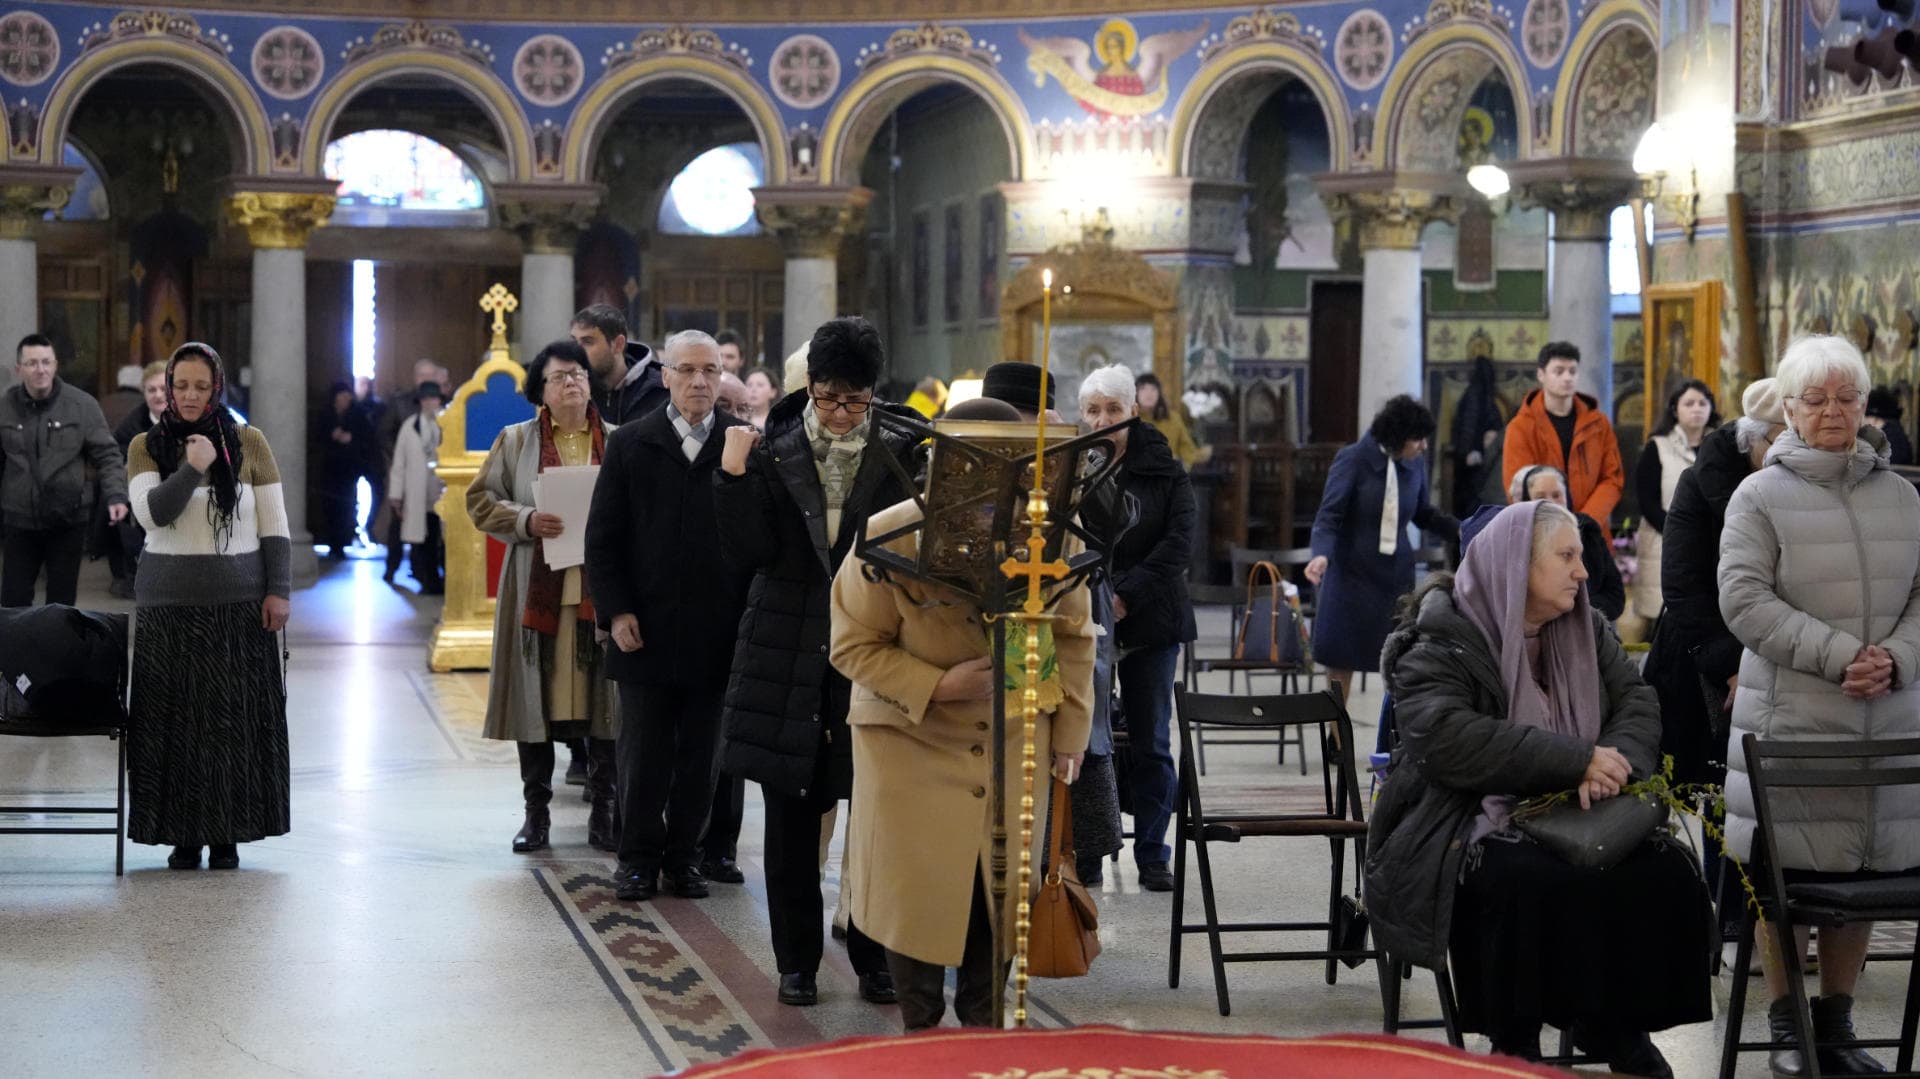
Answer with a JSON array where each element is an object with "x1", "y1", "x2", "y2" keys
[
  {"x1": 1719, "y1": 334, "x2": 1920, "y2": 1078},
  {"x1": 2, "y1": 334, "x2": 129, "y2": 607},
  {"x1": 1371, "y1": 500, "x2": 1710, "y2": 1074}
]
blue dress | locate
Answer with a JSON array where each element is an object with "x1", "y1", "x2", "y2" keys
[{"x1": 1308, "y1": 433, "x2": 1455, "y2": 672}]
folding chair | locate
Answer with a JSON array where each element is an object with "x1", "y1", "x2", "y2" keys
[
  {"x1": 1167, "y1": 686, "x2": 1374, "y2": 1016},
  {"x1": 1719, "y1": 733, "x2": 1920, "y2": 1079},
  {"x1": 1181, "y1": 582, "x2": 1305, "y2": 775}
]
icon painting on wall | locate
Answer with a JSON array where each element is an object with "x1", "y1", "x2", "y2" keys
[{"x1": 1019, "y1": 18, "x2": 1208, "y2": 119}]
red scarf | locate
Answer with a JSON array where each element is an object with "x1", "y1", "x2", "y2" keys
[{"x1": 522, "y1": 405, "x2": 604, "y2": 638}]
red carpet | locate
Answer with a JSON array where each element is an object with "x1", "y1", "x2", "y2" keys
[{"x1": 677, "y1": 1025, "x2": 1564, "y2": 1077}]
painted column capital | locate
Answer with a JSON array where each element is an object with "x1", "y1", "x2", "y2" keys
[
  {"x1": 1506, "y1": 157, "x2": 1642, "y2": 242},
  {"x1": 754, "y1": 186, "x2": 873, "y2": 259},
  {"x1": 228, "y1": 179, "x2": 336, "y2": 250},
  {"x1": 0, "y1": 166, "x2": 81, "y2": 241},
  {"x1": 495, "y1": 184, "x2": 602, "y2": 255},
  {"x1": 1314, "y1": 179, "x2": 1458, "y2": 251}
]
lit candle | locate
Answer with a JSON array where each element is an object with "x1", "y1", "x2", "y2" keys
[{"x1": 1036, "y1": 269, "x2": 1053, "y2": 490}]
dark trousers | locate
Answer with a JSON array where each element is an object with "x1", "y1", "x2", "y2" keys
[
  {"x1": 763, "y1": 786, "x2": 886, "y2": 976},
  {"x1": 518, "y1": 737, "x2": 615, "y2": 809},
  {"x1": 1120, "y1": 642, "x2": 1180, "y2": 868},
  {"x1": 886, "y1": 867, "x2": 999, "y2": 1031},
  {"x1": 703, "y1": 771, "x2": 744, "y2": 862},
  {"x1": 383, "y1": 516, "x2": 404, "y2": 577},
  {"x1": 616, "y1": 682, "x2": 724, "y2": 872},
  {"x1": 107, "y1": 517, "x2": 143, "y2": 582},
  {"x1": 2, "y1": 524, "x2": 85, "y2": 607}
]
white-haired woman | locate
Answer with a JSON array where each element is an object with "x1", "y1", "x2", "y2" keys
[
  {"x1": 1077, "y1": 364, "x2": 1196, "y2": 892},
  {"x1": 1720, "y1": 336, "x2": 1920, "y2": 1076}
]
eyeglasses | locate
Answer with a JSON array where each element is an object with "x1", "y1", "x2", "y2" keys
[
  {"x1": 1792, "y1": 390, "x2": 1862, "y2": 409},
  {"x1": 544, "y1": 369, "x2": 590, "y2": 385},
  {"x1": 811, "y1": 392, "x2": 872, "y2": 414},
  {"x1": 671, "y1": 364, "x2": 722, "y2": 379}
]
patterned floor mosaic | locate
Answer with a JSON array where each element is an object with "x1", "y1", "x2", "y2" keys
[{"x1": 409, "y1": 669, "x2": 518, "y2": 764}]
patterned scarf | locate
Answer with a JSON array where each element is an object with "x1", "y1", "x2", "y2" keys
[
  {"x1": 1002, "y1": 620, "x2": 1064, "y2": 713},
  {"x1": 522, "y1": 405, "x2": 604, "y2": 648},
  {"x1": 804, "y1": 404, "x2": 868, "y2": 539},
  {"x1": 148, "y1": 344, "x2": 245, "y2": 542}
]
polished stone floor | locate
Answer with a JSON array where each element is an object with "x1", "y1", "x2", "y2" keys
[{"x1": 1, "y1": 553, "x2": 1913, "y2": 1076}]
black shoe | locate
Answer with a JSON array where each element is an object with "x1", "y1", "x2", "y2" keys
[
  {"x1": 1569, "y1": 1023, "x2": 1672, "y2": 1077},
  {"x1": 859, "y1": 970, "x2": 897, "y2": 1005},
  {"x1": 511, "y1": 808, "x2": 550, "y2": 853},
  {"x1": 587, "y1": 800, "x2": 617, "y2": 853},
  {"x1": 1488, "y1": 1020, "x2": 1542, "y2": 1062},
  {"x1": 108, "y1": 578, "x2": 136, "y2": 599},
  {"x1": 1138, "y1": 863, "x2": 1174, "y2": 892},
  {"x1": 1813, "y1": 993, "x2": 1888, "y2": 1074},
  {"x1": 1076, "y1": 859, "x2": 1104, "y2": 886},
  {"x1": 830, "y1": 922, "x2": 848, "y2": 943},
  {"x1": 779, "y1": 972, "x2": 818, "y2": 1006},
  {"x1": 208, "y1": 844, "x2": 239, "y2": 870},
  {"x1": 701, "y1": 856, "x2": 745, "y2": 884},
  {"x1": 664, "y1": 866, "x2": 709, "y2": 899},
  {"x1": 166, "y1": 845, "x2": 201, "y2": 870},
  {"x1": 564, "y1": 755, "x2": 587, "y2": 787},
  {"x1": 1769, "y1": 995, "x2": 1810, "y2": 1078},
  {"x1": 614, "y1": 863, "x2": 658, "y2": 902}
]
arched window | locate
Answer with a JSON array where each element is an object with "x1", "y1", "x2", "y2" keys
[
  {"x1": 1608, "y1": 203, "x2": 1652, "y2": 308},
  {"x1": 323, "y1": 130, "x2": 486, "y2": 227},
  {"x1": 658, "y1": 143, "x2": 764, "y2": 237}
]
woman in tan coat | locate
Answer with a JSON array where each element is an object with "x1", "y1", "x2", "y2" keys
[
  {"x1": 469, "y1": 341, "x2": 619, "y2": 855},
  {"x1": 830, "y1": 472, "x2": 1096, "y2": 1031}
]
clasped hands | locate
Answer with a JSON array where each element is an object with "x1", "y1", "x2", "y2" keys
[
  {"x1": 1843, "y1": 645, "x2": 1895, "y2": 701},
  {"x1": 933, "y1": 655, "x2": 1084, "y2": 784},
  {"x1": 1578, "y1": 744, "x2": 1632, "y2": 810}
]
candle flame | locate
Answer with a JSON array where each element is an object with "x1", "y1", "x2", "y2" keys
[{"x1": 1042, "y1": 268, "x2": 1053, "y2": 289}]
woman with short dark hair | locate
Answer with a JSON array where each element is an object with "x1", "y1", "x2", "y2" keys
[
  {"x1": 1305, "y1": 395, "x2": 1458, "y2": 701},
  {"x1": 469, "y1": 340, "x2": 618, "y2": 854}
]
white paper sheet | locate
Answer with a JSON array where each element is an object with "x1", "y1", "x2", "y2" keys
[{"x1": 533, "y1": 464, "x2": 599, "y2": 570}]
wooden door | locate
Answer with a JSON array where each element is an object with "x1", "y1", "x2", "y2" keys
[{"x1": 1308, "y1": 280, "x2": 1362, "y2": 445}]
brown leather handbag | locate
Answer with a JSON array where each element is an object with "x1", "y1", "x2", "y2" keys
[{"x1": 1028, "y1": 777, "x2": 1103, "y2": 978}]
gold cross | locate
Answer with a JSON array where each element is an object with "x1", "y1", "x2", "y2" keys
[
  {"x1": 1000, "y1": 531, "x2": 1069, "y2": 617},
  {"x1": 478, "y1": 283, "x2": 519, "y2": 350}
]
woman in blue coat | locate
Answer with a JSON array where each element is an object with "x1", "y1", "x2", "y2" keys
[{"x1": 1305, "y1": 395, "x2": 1457, "y2": 701}]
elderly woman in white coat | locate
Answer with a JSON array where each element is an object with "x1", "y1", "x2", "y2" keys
[
  {"x1": 1719, "y1": 334, "x2": 1920, "y2": 1077},
  {"x1": 386, "y1": 381, "x2": 446, "y2": 594},
  {"x1": 469, "y1": 341, "x2": 619, "y2": 856}
]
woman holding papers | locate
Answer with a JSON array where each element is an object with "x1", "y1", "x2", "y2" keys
[{"x1": 468, "y1": 340, "x2": 619, "y2": 854}]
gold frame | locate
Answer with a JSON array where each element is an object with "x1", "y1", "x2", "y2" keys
[
  {"x1": 1642, "y1": 280, "x2": 1723, "y2": 432},
  {"x1": 999, "y1": 239, "x2": 1181, "y2": 397}
]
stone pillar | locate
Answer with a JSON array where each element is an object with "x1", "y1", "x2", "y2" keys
[
  {"x1": 497, "y1": 185, "x2": 600, "y2": 359},
  {"x1": 0, "y1": 167, "x2": 79, "y2": 391},
  {"x1": 1318, "y1": 180, "x2": 1457, "y2": 431},
  {"x1": 754, "y1": 186, "x2": 872, "y2": 359},
  {"x1": 1511, "y1": 160, "x2": 1639, "y2": 416},
  {"x1": 229, "y1": 185, "x2": 335, "y2": 589}
]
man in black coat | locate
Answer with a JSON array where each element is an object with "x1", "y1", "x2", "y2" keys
[
  {"x1": 585, "y1": 329, "x2": 748, "y2": 902},
  {"x1": 713, "y1": 316, "x2": 917, "y2": 1008},
  {"x1": 571, "y1": 303, "x2": 665, "y2": 426}
]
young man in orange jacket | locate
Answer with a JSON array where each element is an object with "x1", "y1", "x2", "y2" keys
[{"x1": 1499, "y1": 341, "x2": 1624, "y2": 542}]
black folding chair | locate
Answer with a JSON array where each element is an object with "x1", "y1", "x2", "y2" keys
[
  {"x1": 1719, "y1": 733, "x2": 1920, "y2": 1079},
  {"x1": 1167, "y1": 686, "x2": 1375, "y2": 1016}
]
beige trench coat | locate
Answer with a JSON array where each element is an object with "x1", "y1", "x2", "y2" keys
[
  {"x1": 830, "y1": 499, "x2": 1094, "y2": 967},
  {"x1": 467, "y1": 417, "x2": 618, "y2": 743}
]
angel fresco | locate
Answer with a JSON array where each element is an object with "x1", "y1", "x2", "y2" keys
[{"x1": 1019, "y1": 18, "x2": 1208, "y2": 120}]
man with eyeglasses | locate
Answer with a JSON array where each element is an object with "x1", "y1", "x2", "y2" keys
[
  {"x1": 586, "y1": 330, "x2": 751, "y2": 902},
  {"x1": 570, "y1": 304, "x2": 666, "y2": 425}
]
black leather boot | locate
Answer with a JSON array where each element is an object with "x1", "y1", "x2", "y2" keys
[
  {"x1": 514, "y1": 741, "x2": 554, "y2": 853},
  {"x1": 1569, "y1": 1022, "x2": 1673, "y2": 1077},
  {"x1": 1769, "y1": 995, "x2": 1810, "y2": 1078},
  {"x1": 1813, "y1": 993, "x2": 1889, "y2": 1074},
  {"x1": 586, "y1": 737, "x2": 617, "y2": 852},
  {"x1": 513, "y1": 807, "x2": 550, "y2": 853}
]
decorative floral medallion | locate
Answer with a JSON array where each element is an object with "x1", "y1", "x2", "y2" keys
[
  {"x1": 0, "y1": 10, "x2": 59, "y2": 87},
  {"x1": 1522, "y1": 0, "x2": 1570, "y2": 69},
  {"x1": 769, "y1": 33, "x2": 839, "y2": 109},
  {"x1": 514, "y1": 33, "x2": 584, "y2": 107},
  {"x1": 1334, "y1": 10, "x2": 1393, "y2": 92},
  {"x1": 252, "y1": 26, "x2": 324, "y2": 100}
]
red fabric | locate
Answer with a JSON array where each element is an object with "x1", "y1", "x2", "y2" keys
[
  {"x1": 486, "y1": 537, "x2": 505, "y2": 600},
  {"x1": 677, "y1": 1027, "x2": 1565, "y2": 1078},
  {"x1": 1500, "y1": 389, "x2": 1626, "y2": 542},
  {"x1": 521, "y1": 405, "x2": 604, "y2": 636}
]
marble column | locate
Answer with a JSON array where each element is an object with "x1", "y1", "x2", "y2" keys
[
  {"x1": 497, "y1": 185, "x2": 599, "y2": 358},
  {"x1": 1511, "y1": 161, "x2": 1640, "y2": 416},
  {"x1": 0, "y1": 168, "x2": 79, "y2": 391},
  {"x1": 229, "y1": 186, "x2": 335, "y2": 589},
  {"x1": 1318, "y1": 183, "x2": 1456, "y2": 431},
  {"x1": 754, "y1": 186, "x2": 872, "y2": 359}
]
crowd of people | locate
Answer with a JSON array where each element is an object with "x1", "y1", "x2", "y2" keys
[{"x1": 5, "y1": 317, "x2": 1920, "y2": 1064}]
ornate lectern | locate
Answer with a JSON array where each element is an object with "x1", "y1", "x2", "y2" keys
[{"x1": 428, "y1": 285, "x2": 537, "y2": 672}]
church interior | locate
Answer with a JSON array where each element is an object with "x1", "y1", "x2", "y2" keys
[{"x1": 4, "y1": 1, "x2": 1920, "y2": 1075}]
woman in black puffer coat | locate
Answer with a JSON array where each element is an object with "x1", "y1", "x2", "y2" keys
[{"x1": 712, "y1": 316, "x2": 921, "y2": 1010}]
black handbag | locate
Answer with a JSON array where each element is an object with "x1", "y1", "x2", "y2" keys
[{"x1": 1514, "y1": 791, "x2": 1668, "y2": 870}]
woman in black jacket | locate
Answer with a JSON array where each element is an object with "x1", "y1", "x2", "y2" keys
[
  {"x1": 1077, "y1": 364, "x2": 1196, "y2": 893},
  {"x1": 712, "y1": 316, "x2": 917, "y2": 1009},
  {"x1": 1372, "y1": 501, "x2": 1711, "y2": 1074}
]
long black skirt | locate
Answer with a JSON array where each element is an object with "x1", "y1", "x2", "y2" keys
[
  {"x1": 1449, "y1": 831, "x2": 1715, "y2": 1035},
  {"x1": 129, "y1": 601, "x2": 290, "y2": 846}
]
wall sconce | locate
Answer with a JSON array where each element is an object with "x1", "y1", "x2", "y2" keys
[{"x1": 1633, "y1": 122, "x2": 1698, "y2": 241}]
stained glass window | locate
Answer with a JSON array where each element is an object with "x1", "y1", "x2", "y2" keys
[
  {"x1": 659, "y1": 143, "x2": 764, "y2": 237},
  {"x1": 324, "y1": 130, "x2": 486, "y2": 226}
]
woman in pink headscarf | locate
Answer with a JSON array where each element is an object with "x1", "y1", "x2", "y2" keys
[{"x1": 1369, "y1": 500, "x2": 1712, "y2": 1074}]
